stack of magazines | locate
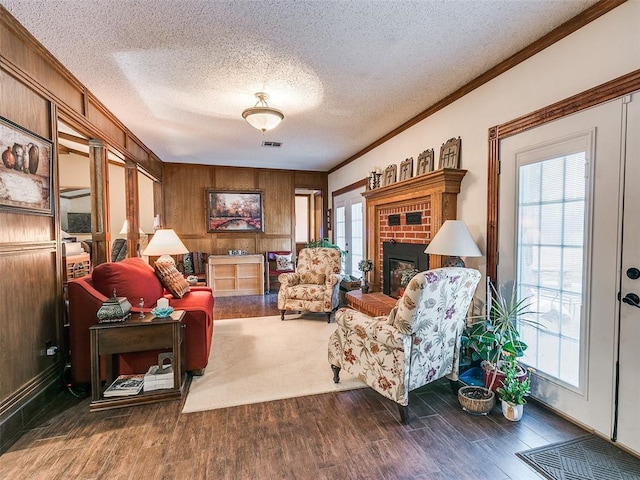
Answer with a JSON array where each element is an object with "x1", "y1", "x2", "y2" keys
[{"x1": 103, "y1": 374, "x2": 144, "y2": 397}]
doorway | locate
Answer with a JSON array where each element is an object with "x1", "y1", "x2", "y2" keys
[
  {"x1": 498, "y1": 94, "x2": 640, "y2": 454},
  {"x1": 334, "y1": 187, "x2": 365, "y2": 276}
]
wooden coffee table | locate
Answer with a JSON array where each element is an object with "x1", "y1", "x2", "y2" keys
[{"x1": 345, "y1": 290, "x2": 397, "y2": 317}]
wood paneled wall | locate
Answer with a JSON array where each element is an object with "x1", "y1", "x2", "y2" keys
[
  {"x1": 0, "y1": 6, "x2": 164, "y2": 452},
  {"x1": 161, "y1": 163, "x2": 327, "y2": 257}
]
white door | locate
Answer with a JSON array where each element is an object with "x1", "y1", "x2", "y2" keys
[
  {"x1": 334, "y1": 189, "x2": 365, "y2": 276},
  {"x1": 498, "y1": 98, "x2": 626, "y2": 441},
  {"x1": 615, "y1": 94, "x2": 640, "y2": 454}
]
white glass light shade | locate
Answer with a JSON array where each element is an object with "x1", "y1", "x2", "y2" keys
[
  {"x1": 425, "y1": 220, "x2": 482, "y2": 257},
  {"x1": 242, "y1": 92, "x2": 284, "y2": 133},
  {"x1": 142, "y1": 229, "x2": 188, "y2": 257},
  {"x1": 242, "y1": 107, "x2": 284, "y2": 132}
]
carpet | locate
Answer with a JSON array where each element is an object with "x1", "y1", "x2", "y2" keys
[
  {"x1": 517, "y1": 435, "x2": 640, "y2": 480},
  {"x1": 182, "y1": 314, "x2": 365, "y2": 413}
]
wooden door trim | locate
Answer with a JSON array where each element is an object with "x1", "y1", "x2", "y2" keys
[{"x1": 486, "y1": 69, "x2": 640, "y2": 282}]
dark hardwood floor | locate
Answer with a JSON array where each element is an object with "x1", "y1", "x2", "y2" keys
[
  {"x1": 213, "y1": 292, "x2": 280, "y2": 320},
  {"x1": 0, "y1": 293, "x2": 589, "y2": 479}
]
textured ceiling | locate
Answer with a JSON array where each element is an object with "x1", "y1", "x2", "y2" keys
[{"x1": 2, "y1": 0, "x2": 598, "y2": 172}]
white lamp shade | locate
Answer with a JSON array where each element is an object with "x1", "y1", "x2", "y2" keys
[
  {"x1": 119, "y1": 219, "x2": 146, "y2": 235},
  {"x1": 142, "y1": 229, "x2": 189, "y2": 256},
  {"x1": 425, "y1": 220, "x2": 482, "y2": 257}
]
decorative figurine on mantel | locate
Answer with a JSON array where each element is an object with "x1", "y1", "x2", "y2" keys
[
  {"x1": 139, "y1": 298, "x2": 145, "y2": 318},
  {"x1": 368, "y1": 167, "x2": 382, "y2": 190}
]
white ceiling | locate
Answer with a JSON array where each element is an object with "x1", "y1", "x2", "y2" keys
[{"x1": 2, "y1": 0, "x2": 598, "y2": 172}]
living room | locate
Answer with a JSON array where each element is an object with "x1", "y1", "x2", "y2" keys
[{"x1": 1, "y1": 1, "x2": 639, "y2": 478}]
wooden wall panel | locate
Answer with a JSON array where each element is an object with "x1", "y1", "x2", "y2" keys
[
  {"x1": 260, "y1": 169, "x2": 294, "y2": 237},
  {"x1": 294, "y1": 170, "x2": 326, "y2": 189},
  {"x1": 259, "y1": 236, "x2": 295, "y2": 256},
  {"x1": 125, "y1": 135, "x2": 149, "y2": 164},
  {"x1": 0, "y1": 70, "x2": 50, "y2": 138},
  {"x1": 0, "y1": 7, "x2": 173, "y2": 450},
  {"x1": 1, "y1": 19, "x2": 84, "y2": 114},
  {"x1": 0, "y1": 252, "x2": 58, "y2": 401},
  {"x1": 0, "y1": 214, "x2": 53, "y2": 244},
  {"x1": 214, "y1": 167, "x2": 258, "y2": 190},
  {"x1": 87, "y1": 99, "x2": 126, "y2": 146},
  {"x1": 162, "y1": 163, "x2": 215, "y2": 237},
  {"x1": 161, "y1": 164, "x2": 325, "y2": 257}
]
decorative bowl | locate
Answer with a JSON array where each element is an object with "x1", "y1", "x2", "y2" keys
[{"x1": 151, "y1": 306, "x2": 174, "y2": 318}]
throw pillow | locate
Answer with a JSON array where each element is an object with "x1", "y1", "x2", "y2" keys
[
  {"x1": 275, "y1": 253, "x2": 294, "y2": 271},
  {"x1": 154, "y1": 260, "x2": 191, "y2": 298},
  {"x1": 300, "y1": 272, "x2": 326, "y2": 284}
]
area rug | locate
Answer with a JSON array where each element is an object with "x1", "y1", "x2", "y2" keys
[
  {"x1": 182, "y1": 314, "x2": 365, "y2": 413},
  {"x1": 517, "y1": 435, "x2": 640, "y2": 480}
]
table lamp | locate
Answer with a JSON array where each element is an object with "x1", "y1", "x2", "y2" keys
[
  {"x1": 119, "y1": 219, "x2": 146, "y2": 236},
  {"x1": 142, "y1": 228, "x2": 188, "y2": 265},
  {"x1": 425, "y1": 220, "x2": 482, "y2": 267}
]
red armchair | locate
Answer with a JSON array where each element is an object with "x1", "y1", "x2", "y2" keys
[{"x1": 68, "y1": 257, "x2": 214, "y2": 385}]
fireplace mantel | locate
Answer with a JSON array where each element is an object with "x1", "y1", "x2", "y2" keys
[{"x1": 362, "y1": 168, "x2": 467, "y2": 291}]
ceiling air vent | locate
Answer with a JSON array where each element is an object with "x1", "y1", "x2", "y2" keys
[{"x1": 262, "y1": 141, "x2": 282, "y2": 148}]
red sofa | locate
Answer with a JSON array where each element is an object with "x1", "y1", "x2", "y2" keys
[{"x1": 68, "y1": 257, "x2": 214, "y2": 385}]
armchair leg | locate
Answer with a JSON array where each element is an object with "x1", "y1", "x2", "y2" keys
[
  {"x1": 327, "y1": 312, "x2": 332, "y2": 323},
  {"x1": 398, "y1": 404, "x2": 410, "y2": 425},
  {"x1": 331, "y1": 365, "x2": 341, "y2": 383},
  {"x1": 280, "y1": 310, "x2": 285, "y2": 320}
]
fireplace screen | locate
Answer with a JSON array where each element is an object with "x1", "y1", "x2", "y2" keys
[
  {"x1": 382, "y1": 242, "x2": 429, "y2": 298},
  {"x1": 388, "y1": 258, "x2": 415, "y2": 298}
]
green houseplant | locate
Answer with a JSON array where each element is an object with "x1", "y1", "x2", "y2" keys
[
  {"x1": 305, "y1": 238, "x2": 341, "y2": 250},
  {"x1": 496, "y1": 353, "x2": 532, "y2": 421},
  {"x1": 466, "y1": 283, "x2": 539, "y2": 392}
]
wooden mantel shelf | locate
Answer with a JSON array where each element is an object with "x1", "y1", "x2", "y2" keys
[
  {"x1": 362, "y1": 168, "x2": 467, "y2": 289},
  {"x1": 362, "y1": 168, "x2": 467, "y2": 202}
]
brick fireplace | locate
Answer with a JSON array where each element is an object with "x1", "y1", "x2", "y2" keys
[{"x1": 361, "y1": 168, "x2": 467, "y2": 292}]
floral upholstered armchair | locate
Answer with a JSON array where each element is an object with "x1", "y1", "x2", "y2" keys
[
  {"x1": 278, "y1": 247, "x2": 343, "y2": 322},
  {"x1": 328, "y1": 267, "x2": 481, "y2": 423}
]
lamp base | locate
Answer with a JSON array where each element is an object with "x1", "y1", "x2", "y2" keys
[
  {"x1": 156, "y1": 254, "x2": 176, "y2": 266},
  {"x1": 443, "y1": 256, "x2": 465, "y2": 268}
]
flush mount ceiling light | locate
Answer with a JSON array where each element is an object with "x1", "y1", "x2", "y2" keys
[{"x1": 242, "y1": 92, "x2": 284, "y2": 133}]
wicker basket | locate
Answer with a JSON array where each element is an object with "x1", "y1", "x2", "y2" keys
[{"x1": 458, "y1": 386, "x2": 495, "y2": 415}]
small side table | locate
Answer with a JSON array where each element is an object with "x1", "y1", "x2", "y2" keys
[{"x1": 89, "y1": 310, "x2": 186, "y2": 412}]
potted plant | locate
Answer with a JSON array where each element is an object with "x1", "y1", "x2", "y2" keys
[
  {"x1": 457, "y1": 384, "x2": 496, "y2": 415},
  {"x1": 305, "y1": 238, "x2": 342, "y2": 251},
  {"x1": 466, "y1": 283, "x2": 539, "y2": 392},
  {"x1": 496, "y1": 353, "x2": 532, "y2": 421},
  {"x1": 398, "y1": 267, "x2": 420, "y2": 296},
  {"x1": 357, "y1": 259, "x2": 373, "y2": 293}
]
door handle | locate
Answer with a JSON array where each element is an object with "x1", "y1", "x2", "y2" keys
[
  {"x1": 621, "y1": 293, "x2": 640, "y2": 308},
  {"x1": 627, "y1": 267, "x2": 640, "y2": 280}
]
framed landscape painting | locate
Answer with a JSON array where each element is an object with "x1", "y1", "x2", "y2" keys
[
  {"x1": 206, "y1": 190, "x2": 263, "y2": 232},
  {"x1": 0, "y1": 116, "x2": 53, "y2": 215}
]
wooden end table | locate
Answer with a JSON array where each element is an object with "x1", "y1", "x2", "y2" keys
[{"x1": 89, "y1": 309, "x2": 186, "y2": 411}]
